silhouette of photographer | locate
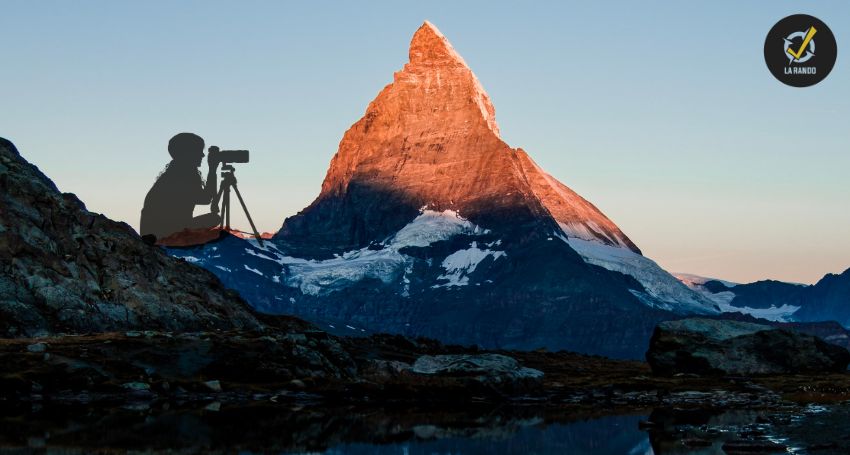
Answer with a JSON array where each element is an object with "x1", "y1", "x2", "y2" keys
[{"x1": 140, "y1": 133, "x2": 221, "y2": 242}]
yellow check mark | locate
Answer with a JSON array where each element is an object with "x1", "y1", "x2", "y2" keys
[{"x1": 787, "y1": 26, "x2": 817, "y2": 60}]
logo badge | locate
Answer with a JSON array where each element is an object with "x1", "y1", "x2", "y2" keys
[{"x1": 765, "y1": 14, "x2": 837, "y2": 87}]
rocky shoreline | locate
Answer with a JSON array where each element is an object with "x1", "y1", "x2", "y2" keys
[
  {"x1": 4, "y1": 329, "x2": 850, "y2": 453},
  {"x1": 4, "y1": 328, "x2": 850, "y2": 408}
]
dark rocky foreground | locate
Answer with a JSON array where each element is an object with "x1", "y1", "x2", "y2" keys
[
  {"x1": 3, "y1": 330, "x2": 850, "y2": 453},
  {"x1": 3, "y1": 328, "x2": 838, "y2": 408}
]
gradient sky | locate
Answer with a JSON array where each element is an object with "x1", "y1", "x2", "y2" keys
[{"x1": 2, "y1": 1, "x2": 848, "y2": 284}]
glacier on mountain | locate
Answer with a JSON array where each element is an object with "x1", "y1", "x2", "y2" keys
[
  {"x1": 215, "y1": 209, "x2": 497, "y2": 296},
  {"x1": 560, "y1": 236, "x2": 719, "y2": 314}
]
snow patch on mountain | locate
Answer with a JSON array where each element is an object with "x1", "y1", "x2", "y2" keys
[
  {"x1": 221, "y1": 210, "x2": 493, "y2": 296},
  {"x1": 715, "y1": 302, "x2": 801, "y2": 322},
  {"x1": 673, "y1": 273, "x2": 800, "y2": 322},
  {"x1": 701, "y1": 290, "x2": 738, "y2": 306},
  {"x1": 283, "y1": 249, "x2": 405, "y2": 296},
  {"x1": 674, "y1": 273, "x2": 738, "y2": 289},
  {"x1": 558, "y1": 221, "x2": 623, "y2": 247},
  {"x1": 389, "y1": 209, "x2": 486, "y2": 248},
  {"x1": 673, "y1": 272, "x2": 740, "y2": 308},
  {"x1": 562, "y1": 237, "x2": 719, "y2": 314},
  {"x1": 244, "y1": 265, "x2": 263, "y2": 276},
  {"x1": 434, "y1": 241, "x2": 506, "y2": 288}
]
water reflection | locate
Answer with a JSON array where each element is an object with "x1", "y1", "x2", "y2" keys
[
  {"x1": 313, "y1": 414, "x2": 652, "y2": 455},
  {"x1": 0, "y1": 403, "x2": 652, "y2": 454},
  {"x1": 645, "y1": 408, "x2": 767, "y2": 455}
]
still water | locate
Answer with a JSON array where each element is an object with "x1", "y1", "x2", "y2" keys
[
  {"x1": 1, "y1": 402, "x2": 829, "y2": 454},
  {"x1": 312, "y1": 414, "x2": 652, "y2": 455}
]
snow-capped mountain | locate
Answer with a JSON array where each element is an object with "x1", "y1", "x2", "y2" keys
[
  {"x1": 168, "y1": 21, "x2": 719, "y2": 358},
  {"x1": 675, "y1": 273, "x2": 801, "y2": 322},
  {"x1": 273, "y1": 21, "x2": 716, "y2": 314},
  {"x1": 676, "y1": 270, "x2": 850, "y2": 325}
]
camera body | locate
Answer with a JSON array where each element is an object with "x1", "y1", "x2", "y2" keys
[{"x1": 208, "y1": 146, "x2": 249, "y2": 164}]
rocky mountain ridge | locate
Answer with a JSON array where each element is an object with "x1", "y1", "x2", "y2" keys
[
  {"x1": 0, "y1": 137, "x2": 267, "y2": 337},
  {"x1": 678, "y1": 269, "x2": 850, "y2": 326}
]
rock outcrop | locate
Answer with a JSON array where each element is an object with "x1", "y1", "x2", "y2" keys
[
  {"x1": 412, "y1": 353, "x2": 544, "y2": 386},
  {"x1": 0, "y1": 137, "x2": 264, "y2": 337},
  {"x1": 646, "y1": 318, "x2": 850, "y2": 376}
]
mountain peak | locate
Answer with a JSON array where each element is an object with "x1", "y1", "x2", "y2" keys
[
  {"x1": 280, "y1": 21, "x2": 644, "y2": 259},
  {"x1": 409, "y1": 21, "x2": 466, "y2": 67},
  {"x1": 401, "y1": 21, "x2": 500, "y2": 137}
]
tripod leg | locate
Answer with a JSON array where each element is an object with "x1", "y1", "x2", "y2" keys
[
  {"x1": 212, "y1": 186, "x2": 225, "y2": 216},
  {"x1": 220, "y1": 200, "x2": 227, "y2": 230},
  {"x1": 213, "y1": 185, "x2": 226, "y2": 229},
  {"x1": 231, "y1": 183, "x2": 264, "y2": 247},
  {"x1": 223, "y1": 187, "x2": 231, "y2": 229}
]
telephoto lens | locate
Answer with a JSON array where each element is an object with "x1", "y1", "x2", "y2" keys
[{"x1": 213, "y1": 148, "x2": 249, "y2": 164}]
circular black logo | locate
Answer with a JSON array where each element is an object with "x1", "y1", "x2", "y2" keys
[{"x1": 764, "y1": 14, "x2": 837, "y2": 87}]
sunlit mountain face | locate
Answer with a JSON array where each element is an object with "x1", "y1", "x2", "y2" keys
[{"x1": 169, "y1": 22, "x2": 720, "y2": 359}]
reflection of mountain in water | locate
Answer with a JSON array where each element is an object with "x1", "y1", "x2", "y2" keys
[
  {"x1": 328, "y1": 414, "x2": 652, "y2": 455},
  {"x1": 8, "y1": 401, "x2": 848, "y2": 454},
  {"x1": 0, "y1": 404, "x2": 650, "y2": 455}
]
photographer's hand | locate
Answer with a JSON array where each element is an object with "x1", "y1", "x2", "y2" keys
[
  {"x1": 202, "y1": 146, "x2": 220, "y2": 205},
  {"x1": 207, "y1": 146, "x2": 220, "y2": 169}
]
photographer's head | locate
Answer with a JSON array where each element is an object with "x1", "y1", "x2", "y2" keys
[{"x1": 168, "y1": 132, "x2": 205, "y2": 168}]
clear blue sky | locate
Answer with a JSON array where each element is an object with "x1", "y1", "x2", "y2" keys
[{"x1": 1, "y1": 1, "x2": 848, "y2": 284}]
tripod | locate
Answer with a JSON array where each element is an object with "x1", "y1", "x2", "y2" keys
[{"x1": 211, "y1": 164, "x2": 264, "y2": 246}]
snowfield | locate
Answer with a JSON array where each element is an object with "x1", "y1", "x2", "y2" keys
[
  {"x1": 391, "y1": 209, "x2": 487, "y2": 247},
  {"x1": 237, "y1": 210, "x2": 502, "y2": 296},
  {"x1": 172, "y1": 207, "x2": 743, "y2": 317},
  {"x1": 558, "y1": 221, "x2": 630, "y2": 249},
  {"x1": 715, "y1": 302, "x2": 801, "y2": 322},
  {"x1": 559, "y1": 235, "x2": 719, "y2": 314},
  {"x1": 673, "y1": 273, "x2": 738, "y2": 289},
  {"x1": 434, "y1": 241, "x2": 506, "y2": 288}
]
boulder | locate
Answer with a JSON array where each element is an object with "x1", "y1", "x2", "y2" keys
[
  {"x1": 646, "y1": 318, "x2": 850, "y2": 376},
  {"x1": 412, "y1": 353, "x2": 543, "y2": 384}
]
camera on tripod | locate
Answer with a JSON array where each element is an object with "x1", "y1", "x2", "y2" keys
[
  {"x1": 208, "y1": 146, "x2": 249, "y2": 164},
  {"x1": 208, "y1": 145, "x2": 264, "y2": 246}
]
